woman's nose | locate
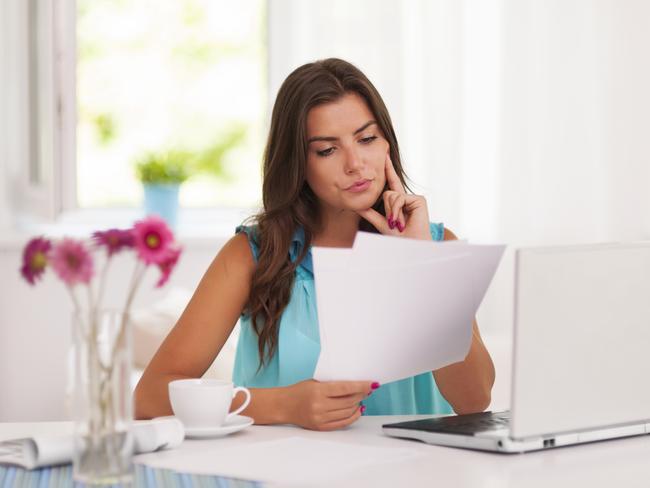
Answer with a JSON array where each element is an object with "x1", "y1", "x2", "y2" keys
[{"x1": 344, "y1": 146, "x2": 364, "y2": 174}]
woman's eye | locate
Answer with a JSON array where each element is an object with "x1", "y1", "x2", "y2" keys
[
  {"x1": 317, "y1": 147, "x2": 335, "y2": 157},
  {"x1": 360, "y1": 135, "x2": 378, "y2": 144}
]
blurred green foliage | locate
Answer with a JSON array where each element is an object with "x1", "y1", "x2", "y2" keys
[
  {"x1": 94, "y1": 113, "x2": 117, "y2": 144},
  {"x1": 134, "y1": 125, "x2": 247, "y2": 184},
  {"x1": 135, "y1": 149, "x2": 192, "y2": 184}
]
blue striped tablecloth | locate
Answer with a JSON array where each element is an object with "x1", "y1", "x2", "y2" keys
[{"x1": 0, "y1": 464, "x2": 263, "y2": 487}]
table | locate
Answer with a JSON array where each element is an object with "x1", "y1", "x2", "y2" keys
[{"x1": 2, "y1": 416, "x2": 650, "y2": 487}]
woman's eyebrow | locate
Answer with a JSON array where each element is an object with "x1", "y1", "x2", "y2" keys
[{"x1": 307, "y1": 120, "x2": 377, "y2": 143}]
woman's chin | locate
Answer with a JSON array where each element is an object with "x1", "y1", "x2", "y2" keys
[{"x1": 344, "y1": 195, "x2": 381, "y2": 212}]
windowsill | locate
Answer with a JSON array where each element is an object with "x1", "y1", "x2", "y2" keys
[{"x1": 1, "y1": 207, "x2": 258, "y2": 250}]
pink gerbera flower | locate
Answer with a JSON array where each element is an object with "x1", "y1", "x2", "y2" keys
[
  {"x1": 20, "y1": 237, "x2": 52, "y2": 285},
  {"x1": 92, "y1": 228, "x2": 134, "y2": 256},
  {"x1": 155, "y1": 246, "x2": 182, "y2": 288},
  {"x1": 50, "y1": 238, "x2": 94, "y2": 286},
  {"x1": 132, "y1": 216, "x2": 174, "y2": 265}
]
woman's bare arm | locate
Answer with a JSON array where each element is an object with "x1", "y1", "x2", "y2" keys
[{"x1": 133, "y1": 233, "x2": 280, "y2": 420}]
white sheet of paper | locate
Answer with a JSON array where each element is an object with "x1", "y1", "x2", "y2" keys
[
  {"x1": 312, "y1": 234, "x2": 505, "y2": 384},
  {"x1": 352, "y1": 231, "x2": 470, "y2": 267},
  {"x1": 137, "y1": 437, "x2": 423, "y2": 486}
]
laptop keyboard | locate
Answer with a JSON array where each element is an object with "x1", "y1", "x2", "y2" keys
[{"x1": 383, "y1": 410, "x2": 511, "y2": 436}]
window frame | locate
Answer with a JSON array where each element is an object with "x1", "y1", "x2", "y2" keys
[{"x1": 12, "y1": 0, "x2": 76, "y2": 221}]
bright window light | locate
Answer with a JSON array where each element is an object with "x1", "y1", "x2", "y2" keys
[{"x1": 76, "y1": 0, "x2": 266, "y2": 209}]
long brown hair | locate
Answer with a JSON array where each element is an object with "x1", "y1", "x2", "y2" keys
[{"x1": 246, "y1": 58, "x2": 411, "y2": 369}]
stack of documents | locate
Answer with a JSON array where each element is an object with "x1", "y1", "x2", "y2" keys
[
  {"x1": 313, "y1": 232, "x2": 505, "y2": 384},
  {"x1": 0, "y1": 417, "x2": 184, "y2": 469}
]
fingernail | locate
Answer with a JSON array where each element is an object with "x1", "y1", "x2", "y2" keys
[
  {"x1": 371, "y1": 382, "x2": 381, "y2": 390},
  {"x1": 396, "y1": 222, "x2": 404, "y2": 232},
  {"x1": 388, "y1": 219, "x2": 395, "y2": 229},
  {"x1": 360, "y1": 405, "x2": 366, "y2": 414}
]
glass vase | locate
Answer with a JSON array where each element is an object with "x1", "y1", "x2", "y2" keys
[{"x1": 71, "y1": 309, "x2": 134, "y2": 485}]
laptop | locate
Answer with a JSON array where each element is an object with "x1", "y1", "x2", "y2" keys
[{"x1": 383, "y1": 242, "x2": 650, "y2": 453}]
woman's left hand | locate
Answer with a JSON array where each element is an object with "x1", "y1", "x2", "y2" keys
[{"x1": 355, "y1": 154, "x2": 432, "y2": 241}]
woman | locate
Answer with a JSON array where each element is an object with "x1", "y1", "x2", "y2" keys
[{"x1": 134, "y1": 58, "x2": 495, "y2": 431}]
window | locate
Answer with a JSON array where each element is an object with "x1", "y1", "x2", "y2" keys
[
  {"x1": 76, "y1": 0, "x2": 266, "y2": 210},
  {"x1": 4, "y1": 0, "x2": 75, "y2": 221}
]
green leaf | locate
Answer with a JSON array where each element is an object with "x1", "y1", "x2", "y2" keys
[
  {"x1": 133, "y1": 125, "x2": 247, "y2": 184},
  {"x1": 134, "y1": 149, "x2": 192, "y2": 184},
  {"x1": 191, "y1": 125, "x2": 247, "y2": 178}
]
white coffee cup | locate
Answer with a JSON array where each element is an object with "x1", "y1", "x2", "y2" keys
[{"x1": 168, "y1": 379, "x2": 251, "y2": 429}]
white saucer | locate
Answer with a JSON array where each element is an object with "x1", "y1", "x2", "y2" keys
[{"x1": 183, "y1": 415, "x2": 254, "y2": 439}]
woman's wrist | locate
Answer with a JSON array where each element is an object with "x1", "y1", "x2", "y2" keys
[
  {"x1": 273, "y1": 384, "x2": 295, "y2": 425},
  {"x1": 234, "y1": 384, "x2": 294, "y2": 425}
]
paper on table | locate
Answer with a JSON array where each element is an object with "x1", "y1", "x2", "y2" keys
[
  {"x1": 0, "y1": 417, "x2": 184, "y2": 470},
  {"x1": 313, "y1": 233, "x2": 505, "y2": 384},
  {"x1": 137, "y1": 436, "x2": 424, "y2": 486}
]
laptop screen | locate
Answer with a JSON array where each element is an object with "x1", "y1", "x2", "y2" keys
[{"x1": 511, "y1": 243, "x2": 650, "y2": 438}]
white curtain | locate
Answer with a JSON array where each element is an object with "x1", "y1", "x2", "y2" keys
[
  {"x1": 269, "y1": 0, "x2": 650, "y2": 334},
  {"x1": 269, "y1": 0, "x2": 650, "y2": 241},
  {"x1": 498, "y1": 0, "x2": 650, "y2": 245}
]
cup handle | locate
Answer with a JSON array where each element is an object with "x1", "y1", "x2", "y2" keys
[{"x1": 227, "y1": 386, "x2": 251, "y2": 419}]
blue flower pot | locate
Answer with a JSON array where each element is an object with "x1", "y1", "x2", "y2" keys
[{"x1": 143, "y1": 183, "x2": 180, "y2": 230}]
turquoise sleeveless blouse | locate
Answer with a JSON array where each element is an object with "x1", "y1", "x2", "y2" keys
[{"x1": 232, "y1": 223, "x2": 453, "y2": 416}]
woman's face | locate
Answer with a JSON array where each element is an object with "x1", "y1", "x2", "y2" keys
[{"x1": 305, "y1": 92, "x2": 388, "y2": 214}]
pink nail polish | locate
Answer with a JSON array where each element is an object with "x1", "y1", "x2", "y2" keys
[
  {"x1": 397, "y1": 222, "x2": 404, "y2": 232},
  {"x1": 388, "y1": 219, "x2": 395, "y2": 229},
  {"x1": 360, "y1": 405, "x2": 366, "y2": 414},
  {"x1": 371, "y1": 382, "x2": 381, "y2": 390}
]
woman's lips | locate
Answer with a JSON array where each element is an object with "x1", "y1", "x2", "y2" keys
[{"x1": 346, "y1": 179, "x2": 372, "y2": 193}]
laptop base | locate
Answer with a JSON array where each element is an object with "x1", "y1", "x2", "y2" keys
[{"x1": 382, "y1": 411, "x2": 650, "y2": 453}]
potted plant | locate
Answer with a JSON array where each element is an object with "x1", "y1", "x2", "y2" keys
[
  {"x1": 134, "y1": 127, "x2": 246, "y2": 230},
  {"x1": 135, "y1": 149, "x2": 191, "y2": 230}
]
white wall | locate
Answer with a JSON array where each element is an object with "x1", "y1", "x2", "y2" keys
[
  {"x1": 0, "y1": 0, "x2": 24, "y2": 232},
  {"x1": 498, "y1": 0, "x2": 650, "y2": 245},
  {"x1": 0, "y1": 2, "x2": 8, "y2": 231}
]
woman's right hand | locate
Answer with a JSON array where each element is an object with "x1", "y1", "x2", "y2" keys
[{"x1": 286, "y1": 379, "x2": 378, "y2": 431}]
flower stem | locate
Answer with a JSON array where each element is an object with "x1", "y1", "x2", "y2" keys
[
  {"x1": 100, "y1": 260, "x2": 148, "y2": 415},
  {"x1": 111, "y1": 261, "x2": 146, "y2": 368},
  {"x1": 95, "y1": 254, "x2": 112, "y2": 315},
  {"x1": 66, "y1": 284, "x2": 81, "y2": 313},
  {"x1": 124, "y1": 259, "x2": 147, "y2": 312},
  {"x1": 86, "y1": 285, "x2": 94, "y2": 323},
  {"x1": 67, "y1": 286, "x2": 88, "y2": 343}
]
